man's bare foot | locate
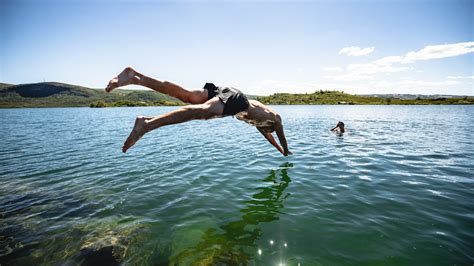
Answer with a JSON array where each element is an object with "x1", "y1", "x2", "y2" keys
[
  {"x1": 105, "y1": 67, "x2": 141, "y2": 92},
  {"x1": 122, "y1": 116, "x2": 148, "y2": 153}
]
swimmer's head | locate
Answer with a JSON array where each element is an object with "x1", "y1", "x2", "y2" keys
[{"x1": 337, "y1": 121, "x2": 345, "y2": 132}]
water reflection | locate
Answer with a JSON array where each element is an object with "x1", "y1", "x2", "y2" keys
[{"x1": 170, "y1": 162, "x2": 293, "y2": 264}]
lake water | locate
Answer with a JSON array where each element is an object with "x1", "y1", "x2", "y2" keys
[{"x1": 1, "y1": 105, "x2": 473, "y2": 265}]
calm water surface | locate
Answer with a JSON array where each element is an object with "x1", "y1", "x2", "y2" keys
[{"x1": 1, "y1": 105, "x2": 473, "y2": 265}]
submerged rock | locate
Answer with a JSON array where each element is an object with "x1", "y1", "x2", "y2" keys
[
  {"x1": 78, "y1": 229, "x2": 130, "y2": 265},
  {"x1": 80, "y1": 245, "x2": 121, "y2": 266}
]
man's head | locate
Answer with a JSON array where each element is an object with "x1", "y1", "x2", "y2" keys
[{"x1": 337, "y1": 121, "x2": 345, "y2": 132}]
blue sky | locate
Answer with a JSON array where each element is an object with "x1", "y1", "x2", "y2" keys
[{"x1": 1, "y1": 0, "x2": 473, "y2": 95}]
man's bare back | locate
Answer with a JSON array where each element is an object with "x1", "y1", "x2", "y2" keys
[
  {"x1": 105, "y1": 67, "x2": 291, "y2": 156},
  {"x1": 236, "y1": 100, "x2": 291, "y2": 156},
  {"x1": 236, "y1": 100, "x2": 278, "y2": 129}
]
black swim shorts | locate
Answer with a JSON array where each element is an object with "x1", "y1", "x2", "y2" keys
[{"x1": 203, "y1": 83, "x2": 250, "y2": 116}]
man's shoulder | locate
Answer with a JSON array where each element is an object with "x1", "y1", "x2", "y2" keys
[{"x1": 249, "y1": 100, "x2": 272, "y2": 111}]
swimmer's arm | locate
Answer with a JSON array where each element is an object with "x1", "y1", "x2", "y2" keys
[
  {"x1": 257, "y1": 128, "x2": 285, "y2": 155},
  {"x1": 275, "y1": 116, "x2": 292, "y2": 156}
]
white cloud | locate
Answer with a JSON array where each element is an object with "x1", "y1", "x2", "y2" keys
[
  {"x1": 346, "y1": 63, "x2": 411, "y2": 75},
  {"x1": 324, "y1": 73, "x2": 374, "y2": 81},
  {"x1": 331, "y1": 42, "x2": 474, "y2": 81},
  {"x1": 373, "y1": 42, "x2": 474, "y2": 65},
  {"x1": 323, "y1": 67, "x2": 343, "y2": 72},
  {"x1": 374, "y1": 56, "x2": 405, "y2": 66},
  {"x1": 403, "y1": 42, "x2": 474, "y2": 63},
  {"x1": 339, "y1": 46, "x2": 375, "y2": 56},
  {"x1": 447, "y1": 75, "x2": 474, "y2": 79},
  {"x1": 325, "y1": 62, "x2": 411, "y2": 82},
  {"x1": 398, "y1": 80, "x2": 460, "y2": 87}
]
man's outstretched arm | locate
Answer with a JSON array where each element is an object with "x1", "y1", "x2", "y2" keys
[
  {"x1": 275, "y1": 115, "x2": 292, "y2": 156},
  {"x1": 257, "y1": 128, "x2": 285, "y2": 155}
]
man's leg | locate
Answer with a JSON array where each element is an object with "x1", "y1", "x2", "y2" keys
[
  {"x1": 106, "y1": 67, "x2": 208, "y2": 104},
  {"x1": 122, "y1": 97, "x2": 224, "y2": 153}
]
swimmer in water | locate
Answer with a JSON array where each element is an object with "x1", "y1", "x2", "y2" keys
[
  {"x1": 330, "y1": 121, "x2": 345, "y2": 134},
  {"x1": 106, "y1": 67, "x2": 292, "y2": 156}
]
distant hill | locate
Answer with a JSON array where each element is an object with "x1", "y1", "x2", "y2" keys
[
  {"x1": 0, "y1": 83, "x2": 14, "y2": 90},
  {"x1": 0, "y1": 82, "x2": 183, "y2": 108}
]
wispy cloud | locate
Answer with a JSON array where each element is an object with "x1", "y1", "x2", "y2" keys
[
  {"x1": 398, "y1": 79, "x2": 460, "y2": 87},
  {"x1": 328, "y1": 42, "x2": 474, "y2": 82},
  {"x1": 447, "y1": 75, "x2": 474, "y2": 79},
  {"x1": 323, "y1": 67, "x2": 343, "y2": 72},
  {"x1": 376, "y1": 42, "x2": 474, "y2": 65},
  {"x1": 403, "y1": 42, "x2": 474, "y2": 63},
  {"x1": 339, "y1": 46, "x2": 375, "y2": 56},
  {"x1": 324, "y1": 73, "x2": 374, "y2": 81},
  {"x1": 346, "y1": 63, "x2": 411, "y2": 75},
  {"x1": 324, "y1": 62, "x2": 411, "y2": 82}
]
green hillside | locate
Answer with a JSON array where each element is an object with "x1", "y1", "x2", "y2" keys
[
  {"x1": 0, "y1": 83, "x2": 14, "y2": 90},
  {"x1": 0, "y1": 82, "x2": 183, "y2": 108},
  {"x1": 256, "y1": 90, "x2": 474, "y2": 105}
]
